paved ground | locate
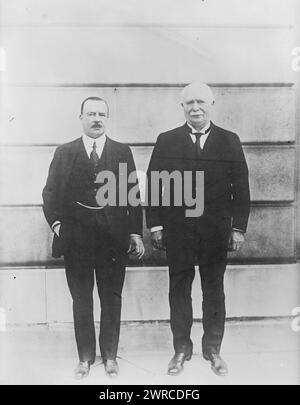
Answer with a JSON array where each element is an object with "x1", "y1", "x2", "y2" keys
[{"x1": 0, "y1": 319, "x2": 299, "y2": 385}]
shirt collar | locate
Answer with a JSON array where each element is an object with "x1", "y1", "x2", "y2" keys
[
  {"x1": 82, "y1": 133, "x2": 106, "y2": 149},
  {"x1": 187, "y1": 121, "x2": 211, "y2": 134}
]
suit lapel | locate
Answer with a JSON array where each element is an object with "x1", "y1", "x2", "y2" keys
[
  {"x1": 63, "y1": 138, "x2": 83, "y2": 180},
  {"x1": 179, "y1": 123, "x2": 196, "y2": 162},
  {"x1": 201, "y1": 123, "x2": 223, "y2": 161},
  {"x1": 104, "y1": 136, "x2": 117, "y2": 172}
]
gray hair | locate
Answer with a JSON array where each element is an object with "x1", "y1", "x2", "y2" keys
[{"x1": 181, "y1": 82, "x2": 215, "y2": 104}]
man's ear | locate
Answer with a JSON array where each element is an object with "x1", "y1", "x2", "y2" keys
[
  {"x1": 79, "y1": 114, "x2": 82, "y2": 120},
  {"x1": 211, "y1": 100, "x2": 215, "y2": 106}
]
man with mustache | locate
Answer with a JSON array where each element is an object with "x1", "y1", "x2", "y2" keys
[
  {"x1": 146, "y1": 82, "x2": 250, "y2": 377},
  {"x1": 43, "y1": 96, "x2": 144, "y2": 379}
]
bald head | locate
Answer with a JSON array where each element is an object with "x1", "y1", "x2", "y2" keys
[
  {"x1": 181, "y1": 82, "x2": 215, "y2": 104},
  {"x1": 181, "y1": 82, "x2": 215, "y2": 130}
]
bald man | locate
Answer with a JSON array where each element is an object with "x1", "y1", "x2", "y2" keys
[{"x1": 146, "y1": 82, "x2": 250, "y2": 376}]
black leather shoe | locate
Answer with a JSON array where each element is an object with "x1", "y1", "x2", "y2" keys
[
  {"x1": 203, "y1": 353, "x2": 228, "y2": 376},
  {"x1": 74, "y1": 361, "x2": 91, "y2": 379},
  {"x1": 167, "y1": 352, "x2": 192, "y2": 376},
  {"x1": 104, "y1": 359, "x2": 119, "y2": 378}
]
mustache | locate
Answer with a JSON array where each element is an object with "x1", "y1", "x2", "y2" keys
[
  {"x1": 91, "y1": 123, "x2": 101, "y2": 128},
  {"x1": 191, "y1": 110, "x2": 204, "y2": 115}
]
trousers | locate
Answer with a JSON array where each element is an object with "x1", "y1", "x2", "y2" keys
[
  {"x1": 62, "y1": 210, "x2": 126, "y2": 362},
  {"x1": 165, "y1": 220, "x2": 230, "y2": 357}
]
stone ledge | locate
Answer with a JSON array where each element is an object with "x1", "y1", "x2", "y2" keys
[{"x1": 0, "y1": 263, "x2": 299, "y2": 324}]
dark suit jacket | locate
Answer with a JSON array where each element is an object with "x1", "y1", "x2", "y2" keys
[
  {"x1": 42, "y1": 136, "x2": 142, "y2": 258},
  {"x1": 146, "y1": 122, "x2": 250, "y2": 233}
]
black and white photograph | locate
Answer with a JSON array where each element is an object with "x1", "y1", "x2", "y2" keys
[{"x1": 0, "y1": 0, "x2": 299, "y2": 388}]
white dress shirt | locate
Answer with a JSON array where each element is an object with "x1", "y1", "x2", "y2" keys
[
  {"x1": 82, "y1": 133, "x2": 107, "y2": 159},
  {"x1": 187, "y1": 121, "x2": 211, "y2": 149}
]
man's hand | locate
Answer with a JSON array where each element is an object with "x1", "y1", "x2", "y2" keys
[
  {"x1": 228, "y1": 230, "x2": 245, "y2": 252},
  {"x1": 127, "y1": 235, "x2": 145, "y2": 259},
  {"x1": 151, "y1": 230, "x2": 165, "y2": 250}
]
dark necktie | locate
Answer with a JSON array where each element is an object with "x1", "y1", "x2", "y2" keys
[
  {"x1": 193, "y1": 124, "x2": 211, "y2": 159},
  {"x1": 194, "y1": 132, "x2": 204, "y2": 159},
  {"x1": 90, "y1": 141, "x2": 99, "y2": 167}
]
